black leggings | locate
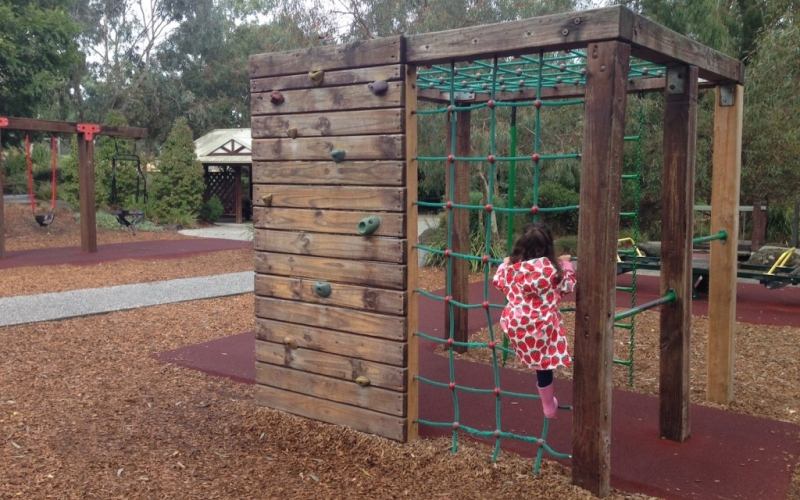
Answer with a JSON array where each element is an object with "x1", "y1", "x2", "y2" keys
[{"x1": 536, "y1": 369, "x2": 553, "y2": 388}]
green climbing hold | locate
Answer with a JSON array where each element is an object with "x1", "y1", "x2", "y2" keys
[
  {"x1": 358, "y1": 216, "x2": 381, "y2": 235},
  {"x1": 314, "y1": 281, "x2": 332, "y2": 298},
  {"x1": 331, "y1": 149, "x2": 346, "y2": 163}
]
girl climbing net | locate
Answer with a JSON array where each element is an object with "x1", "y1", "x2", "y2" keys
[{"x1": 492, "y1": 222, "x2": 576, "y2": 419}]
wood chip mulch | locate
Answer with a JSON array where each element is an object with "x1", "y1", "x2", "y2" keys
[{"x1": 1, "y1": 204, "x2": 797, "y2": 499}]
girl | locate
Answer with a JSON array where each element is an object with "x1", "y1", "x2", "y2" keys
[{"x1": 492, "y1": 222, "x2": 576, "y2": 418}]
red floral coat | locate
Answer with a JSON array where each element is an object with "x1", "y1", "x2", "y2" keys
[{"x1": 492, "y1": 258, "x2": 576, "y2": 370}]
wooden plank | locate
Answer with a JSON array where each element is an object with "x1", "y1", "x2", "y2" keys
[
  {"x1": 255, "y1": 362, "x2": 405, "y2": 416},
  {"x1": 255, "y1": 318, "x2": 406, "y2": 366},
  {"x1": 256, "y1": 296, "x2": 406, "y2": 340},
  {"x1": 252, "y1": 160, "x2": 404, "y2": 186},
  {"x1": 404, "y1": 64, "x2": 420, "y2": 442},
  {"x1": 707, "y1": 84, "x2": 742, "y2": 405},
  {"x1": 624, "y1": 9, "x2": 744, "y2": 84},
  {"x1": 255, "y1": 274, "x2": 406, "y2": 316},
  {"x1": 255, "y1": 384, "x2": 406, "y2": 441},
  {"x1": 252, "y1": 109, "x2": 403, "y2": 138},
  {"x1": 255, "y1": 340, "x2": 407, "y2": 391},
  {"x1": 252, "y1": 135, "x2": 405, "y2": 162},
  {"x1": 572, "y1": 40, "x2": 630, "y2": 498},
  {"x1": 77, "y1": 134, "x2": 98, "y2": 253},
  {"x1": 254, "y1": 252, "x2": 406, "y2": 290},
  {"x1": 253, "y1": 207, "x2": 406, "y2": 237},
  {"x1": 249, "y1": 37, "x2": 403, "y2": 79},
  {"x1": 406, "y1": 7, "x2": 623, "y2": 65},
  {"x1": 252, "y1": 83, "x2": 403, "y2": 116},
  {"x1": 0, "y1": 131, "x2": 4, "y2": 260},
  {"x1": 447, "y1": 110, "x2": 470, "y2": 353},
  {"x1": 253, "y1": 185, "x2": 405, "y2": 212},
  {"x1": 251, "y1": 64, "x2": 403, "y2": 93},
  {"x1": 659, "y1": 64, "x2": 698, "y2": 443},
  {"x1": 416, "y1": 76, "x2": 717, "y2": 103},
  {"x1": 750, "y1": 202, "x2": 766, "y2": 251},
  {"x1": 0, "y1": 116, "x2": 146, "y2": 138},
  {"x1": 254, "y1": 229, "x2": 405, "y2": 264}
]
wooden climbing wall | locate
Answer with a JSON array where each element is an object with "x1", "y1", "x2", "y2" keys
[{"x1": 249, "y1": 37, "x2": 419, "y2": 442}]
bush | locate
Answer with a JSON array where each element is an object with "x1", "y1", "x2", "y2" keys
[
  {"x1": 149, "y1": 118, "x2": 204, "y2": 224},
  {"x1": 199, "y1": 196, "x2": 224, "y2": 223}
]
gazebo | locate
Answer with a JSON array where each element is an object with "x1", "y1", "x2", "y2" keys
[{"x1": 194, "y1": 128, "x2": 253, "y2": 223}]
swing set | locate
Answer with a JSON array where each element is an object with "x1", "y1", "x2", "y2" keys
[
  {"x1": 0, "y1": 116, "x2": 147, "y2": 259},
  {"x1": 110, "y1": 140, "x2": 148, "y2": 235}
]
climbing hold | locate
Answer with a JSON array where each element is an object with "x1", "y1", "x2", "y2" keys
[
  {"x1": 314, "y1": 281, "x2": 332, "y2": 298},
  {"x1": 262, "y1": 193, "x2": 273, "y2": 207},
  {"x1": 331, "y1": 149, "x2": 346, "y2": 163},
  {"x1": 357, "y1": 216, "x2": 381, "y2": 236},
  {"x1": 270, "y1": 91, "x2": 284, "y2": 105},
  {"x1": 355, "y1": 376, "x2": 371, "y2": 387},
  {"x1": 308, "y1": 70, "x2": 324, "y2": 86},
  {"x1": 284, "y1": 337, "x2": 298, "y2": 350},
  {"x1": 287, "y1": 128, "x2": 298, "y2": 139},
  {"x1": 367, "y1": 80, "x2": 388, "y2": 95}
]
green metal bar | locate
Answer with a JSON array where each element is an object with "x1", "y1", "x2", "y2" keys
[
  {"x1": 692, "y1": 230, "x2": 728, "y2": 244},
  {"x1": 614, "y1": 289, "x2": 677, "y2": 322},
  {"x1": 506, "y1": 106, "x2": 518, "y2": 253}
]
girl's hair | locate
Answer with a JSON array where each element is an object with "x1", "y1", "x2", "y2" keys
[{"x1": 509, "y1": 222, "x2": 563, "y2": 282}]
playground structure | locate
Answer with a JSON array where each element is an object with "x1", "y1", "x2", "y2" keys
[
  {"x1": 249, "y1": 6, "x2": 744, "y2": 498},
  {"x1": 0, "y1": 117, "x2": 147, "y2": 259}
]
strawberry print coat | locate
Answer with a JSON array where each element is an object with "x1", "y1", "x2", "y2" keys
[{"x1": 492, "y1": 258, "x2": 576, "y2": 371}]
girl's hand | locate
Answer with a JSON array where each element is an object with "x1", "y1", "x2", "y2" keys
[
  {"x1": 558, "y1": 254, "x2": 572, "y2": 262},
  {"x1": 503, "y1": 257, "x2": 510, "y2": 264}
]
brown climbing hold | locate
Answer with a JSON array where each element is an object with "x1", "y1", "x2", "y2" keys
[
  {"x1": 308, "y1": 70, "x2": 324, "y2": 86},
  {"x1": 270, "y1": 91, "x2": 284, "y2": 105},
  {"x1": 367, "y1": 80, "x2": 388, "y2": 95},
  {"x1": 262, "y1": 194, "x2": 273, "y2": 206},
  {"x1": 287, "y1": 128, "x2": 298, "y2": 139}
]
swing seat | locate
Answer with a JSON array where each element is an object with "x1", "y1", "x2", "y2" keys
[
  {"x1": 114, "y1": 209, "x2": 144, "y2": 235},
  {"x1": 34, "y1": 214, "x2": 55, "y2": 227}
]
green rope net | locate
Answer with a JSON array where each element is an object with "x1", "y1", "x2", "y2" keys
[{"x1": 413, "y1": 52, "x2": 665, "y2": 472}]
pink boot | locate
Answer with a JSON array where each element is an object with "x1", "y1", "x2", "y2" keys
[{"x1": 537, "y1": 384, "x2": 558, "y2": 419}]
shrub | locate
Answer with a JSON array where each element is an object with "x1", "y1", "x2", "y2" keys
[{"x1": 199, "y1": 196, "x2": 224, "y2": 223}]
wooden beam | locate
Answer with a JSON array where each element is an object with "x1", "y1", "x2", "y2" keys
[
  {"x1": 659, "y1": 64, "x2": 698, "y2": 442},
  {"x1": 252, "y1": 207, "x2": 406, "y2": 238},
  {"x1": 251, "y1": 160, "x2": 404, "y2": 186},
  {"x1": 417, "y1": 76, "x2": 718, "y2": 103},
  {"x1": 253, "y1": 229, "x2": 406, "y2": 264},
  {"x1": 707, "y1": 84, "x2": 743, "y2": 405},
  {"x1": 406, "y1": 7, "x2": 624, "y2": 65},
  {"x1": 251, "y1": 83, "x2": 404, "y2": 116},
  {"x1": 0, "y1": 130, "x2": 4, "y2": 260},
  {"x1": 77, "y1": 133, "x2": 98, "y2": 253},
  {"x1": 404, "y1": 64, "x2": 420, "y2": 442},
  {"x1": 572, "y1": 40, "x2": 630, "y2": 498},
  {"x1": 252, "y1": 135, "x2": 405, "y2": 162},
  {"x1": 0, "y1": 130, "x2": 6, "y2": 260},
  {"x1": 0, "y1": 117, "x2": 146, "y2": 138},
  {"x1": 252, "y1": 185, "x2": 405, "y2": 212},
  {"x1": 250, "y1": 64, "x2": 403, "y2": 93},
  {"x1": 249, "y1": 37, "x2": 403, "y2": 79},
  {"x1": 623, "y1": 9, "x2": 744, "y2": 84},
  {"x1": 445, "y1": 110, "x2": 470, "y2": 353},
  {"x1": 252, "y1": 109, "x2": 403, "y2": 138}
]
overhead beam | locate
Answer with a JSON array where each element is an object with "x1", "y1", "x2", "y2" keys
[{"x1": 0, "y1": 117, "x2": 146, "y2": 139}]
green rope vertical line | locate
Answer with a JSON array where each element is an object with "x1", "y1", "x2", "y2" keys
[
  {"x1": 506, "y1": 106, "x2": 518, "y2": 252},
  {"x1": 446, "y1": 60, "x2": 460, "y2": 452},
  {"x1": 485, "y1": 57, "x2": 504, "y2": 463},
  {"x1": 628, "y1": 97, "x2": 645, "y2": 386},
  {"x1": 532, "y1": 51, "x2": 544, "y2": 223}
]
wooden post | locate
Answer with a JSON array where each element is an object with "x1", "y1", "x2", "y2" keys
[
  {"x1": 0, "y1": 130, "x2": 5, "y2": 260},
  {"x1": 235, "y1": 165, "x2": 243, "y2": 223},
  {"x1": 405, "y1": 64, "x2": 420, "y2": 442},
  {"x1": 659, "y1": 64, "x2": 698, "y2": 442},
  {"x1": 793, "y1": 195, "x2": 799, "y2": 248},
  {"x1": 572, "y1": 40, "x2": 630, "y2": 498},
  {"x1": 77, "y1": 132, "x2": 98, "y2": 253},
  {"x1": 707, "y1": 84, "x2": 743, "y2": 405},
  {"x1": 751, "y1": 201, "x2": 766, "y2": 252},
  {"x1": 445, "y1": 110, "x2": 470, "y2": 353}
]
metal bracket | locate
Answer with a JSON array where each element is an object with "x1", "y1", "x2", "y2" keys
[
  {"x1": 77, "y1": 123, "x2": 100, "y2": 141},
  {"x1": 719, "y1": 84, "x2": 735, "y2": 107},
  {"x1": 666, "y1": 67, "x2": 685, "y2": 94},
  {"x1": 452, "y1": 91, "x2": 474, "y2": 102}
]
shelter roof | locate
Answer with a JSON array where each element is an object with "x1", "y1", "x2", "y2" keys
[{"x1": 194, "y1": 128, "x2": 252, "y2": 165}]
